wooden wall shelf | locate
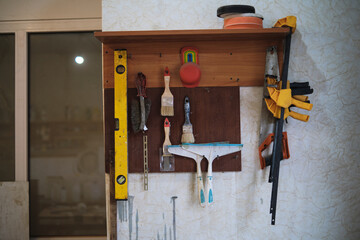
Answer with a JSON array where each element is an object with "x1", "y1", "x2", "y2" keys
[
  {"x1": 97, "y1": 28, "x2": 289, "y2": 173},
  {"x1": 97, "y1": 28, "x2": 289, "y2": 236},
  {"x1": 97, "y1": 27, "x2": 289, "y2": 173},
  {"x1": 95, "y1": 28, "x2": 289, "y2": 44},
  {"x1": 95, "y1": 28, "x2": 287, "y2": 89}
]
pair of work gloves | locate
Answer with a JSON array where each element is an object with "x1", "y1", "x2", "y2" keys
[{"x1": 265, "y1": 77, "x2": 313, "y2": 122}]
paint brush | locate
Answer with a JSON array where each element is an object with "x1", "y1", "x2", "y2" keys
[
  {"x1": 181, "y1": 96, "x2": 195, "y2": 143},
  {"x1": 161, "y1": 118, "x2": 175, "y2": 171},
  {"x1": 161, "y1": 67, "x2": 174, "y2": 116}
]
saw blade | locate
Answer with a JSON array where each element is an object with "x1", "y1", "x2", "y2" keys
[{"x1": 259, "y1": 47, "x2": 279, "y2": 148}]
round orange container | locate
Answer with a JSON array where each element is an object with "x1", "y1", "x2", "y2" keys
[{"x1": 223, "y1": 14, "x2": 263, "y2": 29}]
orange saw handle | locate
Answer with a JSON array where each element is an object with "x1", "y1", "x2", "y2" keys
[{"x1": 258, "y1": 132, "x2": 290, "y2": 169}]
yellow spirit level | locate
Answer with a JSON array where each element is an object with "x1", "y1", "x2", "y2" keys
[{"x1": 114, "y1": 49, "x2": 128, "y2": 200}]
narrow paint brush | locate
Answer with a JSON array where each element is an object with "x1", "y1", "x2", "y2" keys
[
  {"x1": 161, "y1": 67, "x2": 174, "y2": 116},
  {"x1": 161, "y1": 118, "x2": 175, "y2": 171},
  {"x1": 181, "y1": 96, "x2": 195, "y2": 143}
]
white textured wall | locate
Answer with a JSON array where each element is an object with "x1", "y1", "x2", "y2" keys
[
  {"x1": 0, "y1": 0, "x2": 101, "y2": 21},
  {"x1": 0, "y1": 182, "x2": 29, "y2": 240},
  {"x1": 103, "y1": 1, "x2": 360, "y2": 239}
]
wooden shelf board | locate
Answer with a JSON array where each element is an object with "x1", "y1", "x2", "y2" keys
[
  {"x1": 98, "y1": 28, "x2": 287, "y2": 88},
  {"x1": 102, "y1": 40, "x2": 284, "y2": 88},
  {"x1": 95, "y1": 28, "x2": 290, "y2": 44}
]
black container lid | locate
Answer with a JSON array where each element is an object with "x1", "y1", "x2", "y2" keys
[{"x1": 217, "y1": 5, "x2": 256, "y2": 18}]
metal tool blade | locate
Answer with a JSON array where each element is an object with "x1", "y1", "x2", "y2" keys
[{"x1": 259, "y1": 47, "x2": 279, "y2": 152}]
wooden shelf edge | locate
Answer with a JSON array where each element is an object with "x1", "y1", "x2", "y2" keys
[{"x1": 95, "y1": 28, "x2": 290, "y2": 44}]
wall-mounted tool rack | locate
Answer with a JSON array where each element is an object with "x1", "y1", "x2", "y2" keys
[
  {"x1": 95, "y1": 28, "x2": 288, "y2": 169},
  {"x1": 95, "y1": 28, "x2": 288, "y2": 238}
]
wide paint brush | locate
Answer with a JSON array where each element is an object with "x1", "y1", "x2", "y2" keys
[{"x1": 161, "y1": 67, "x2": 174, "y2": 116}]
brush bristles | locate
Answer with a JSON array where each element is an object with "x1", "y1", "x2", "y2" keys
[
  {"x1": 181, "y1": 133, "x2": 195, "y2": 143},
  {"x1": 161, "y1": 106, "x2": 174, "y2": 116}
]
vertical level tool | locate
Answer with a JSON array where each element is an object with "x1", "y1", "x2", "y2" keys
[{"x1": 114, "y1": 49, "x2": 128, "y2": 200}]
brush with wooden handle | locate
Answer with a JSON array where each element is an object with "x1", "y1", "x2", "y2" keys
[
  {"x1": 161, "y1": 118, "x2": 175, "y2": 171},
  {"x1": 163, "y1": 118, "x2": 171, "y2": 152},
  {"x1": 181, "y1": 96, "x2": 195, "y2": 143},
  {"x1": 161, "y1": 67, "x2": 174, "y2": 116}
]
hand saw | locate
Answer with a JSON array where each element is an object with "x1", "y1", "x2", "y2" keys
[
  {"x1": 259, "y1": 47, "x2": 278, "y2": 143},
  {"x1": 258, "y1": 47, "x2": 290, "y2": 169}
]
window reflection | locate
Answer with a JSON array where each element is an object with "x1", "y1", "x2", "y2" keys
[
  {"x1": 0, "y1": 34, "x2": 15, "y2": 182},
  {"x1": 29, "y1": 32, "x2": 105, "y2": 236}
]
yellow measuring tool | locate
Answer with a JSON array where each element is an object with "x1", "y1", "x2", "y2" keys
[{"x1": 114, "y1": 49, "x2": 128, "y2": 200}]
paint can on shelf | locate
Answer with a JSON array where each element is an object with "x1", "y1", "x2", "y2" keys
[{"x1": 223, "y1": 13, "x2": 263, "y2": 29}]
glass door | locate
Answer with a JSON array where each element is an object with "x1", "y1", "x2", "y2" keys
[{"x1": 28, "y1": 32, "x2": 105, "y2": 236}]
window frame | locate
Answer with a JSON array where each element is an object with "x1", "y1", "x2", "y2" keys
[
  {"x1": 0, "y1": 19, "x2": 104, "y2": 240},
  {"x1": 0, "y1": 19, "x2": 102, "y2": 181},
  {"x1": 0, "y1": 32, "x2": 16, "y2": 181}
]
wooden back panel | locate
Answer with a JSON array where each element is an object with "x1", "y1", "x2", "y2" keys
[{"x1": 127, "y1": 87, "x2": 240, "y2": 173}]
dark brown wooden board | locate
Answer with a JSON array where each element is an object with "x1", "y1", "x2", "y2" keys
[
  {"x1": 103, "y1": 88, "x2": 116, "y2": 240},
  {"x1": 104, "y1": 88, "x2": 114, "y2": 174},
  {"x1": 127, "y1": 87, "x2": 241, "y2": 173}
]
